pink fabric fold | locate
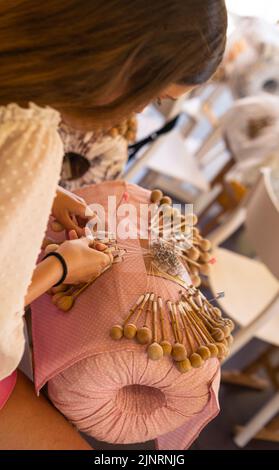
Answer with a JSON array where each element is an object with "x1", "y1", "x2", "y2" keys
[{"x1": 0, "y1": 370, "x2": 17, "y2": 410}]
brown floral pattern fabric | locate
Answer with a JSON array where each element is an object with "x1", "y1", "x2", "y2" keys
[{"x1": 59, "y1": 122, "x2": 128, "y2": 191}]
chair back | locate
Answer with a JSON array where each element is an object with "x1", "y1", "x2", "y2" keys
[{"x1": 245, "y1": 168, "x2": 279, "y2": 280}]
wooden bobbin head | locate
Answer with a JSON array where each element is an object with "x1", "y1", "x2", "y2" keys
[
  {"x1": 226, "y1": 335, "x2": 234, "y2": 347},
  {"x1": 172, "y1": 343, "x2": 187, "y2": 362},
  {"x1": 124, "y1": 323, "x2": 137, "y2": 339},
  {"x1": 147, "y1": 342, "x2": 164, "y2": 361},
  {"x1": 197, "y1": 345, "x2": 211, "y2": 361},
  {"x1": 176, "y1": 358, "x2": 192, "y2": 373},
  {"x1": 213, "y1": 307, "x2": 222, "y2": 318},
  {"x1": 207, "y1": 343, "x2": 219, "y2": 357},
  {"x1": 51, "y1": 221, "x2": 65, "y2": 232},
  {"x1": 160, "y1": 196, "x2": 172, "y2": 206},
  {"x1": 160, "y1": 340, "x2": 172, "y2": 356},
  {"x1": 52, "y1": 292, "x2": 66, "y2": 305},
  {"x1": 151, "y1": 189, "x2": 163, "y2": 203},
  {"x1": 224, "y1": 318, "x2": 235, "y2": 331},
  {"x1": 56, "y1": 295, "x2": 74, "y2": 312},
  {"x1": 222, "y1": 325, "x2": 231, "y2": 338},
  {"x1": 187, "y1": 247, "x2": 200, "y2": 261},
  {"x1": 211, "y1": 328, "x2": 225, "y2": 342},
  {"x1": 45, "y1": 243, "x2": 60, "y2": 255},
  {"x1": 110, "y1": 325, "x2": 124, "y2": 340},
  {"x1": 215, "y1": 342, "x2": 228, "y2": 359},
  {"x1": 191, "y1": 275, "x2": 201, "y2": 288},
  {"x1": 200, "y1": 239, "x2": 211, "y2": 251},
  {"x1": 137, "y1": 326, "x2": 152, "y2": 345},
  {"x1": 190, "y1": 353, "x2": 204, "y2": 368}
]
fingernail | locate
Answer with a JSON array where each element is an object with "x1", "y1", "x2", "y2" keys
[
  {"x1": 85, "y1": 206, "x2": 94, "y2": 217},
  {"x1": 95, "y1": 242, "x2": 106, "y2": 251}
]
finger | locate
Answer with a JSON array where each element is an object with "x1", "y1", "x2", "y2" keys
[
  {"x1": 76, "y1": 215, "x2": 88, "y2": 228},
  {"x1": 91, "y1": 248, "x2": 113, "y2": 267},
  {"x1": 108, "y1": 252, "x2": 114, "y2": 265},
  {"x1": 73, "y1": 194, "x2": 86, "y2": 204},
  {"x1": 71, "y1": 198, "x2": 94, "y2": 219},
  {"x1": 59, "y1": 212, "x2": 85, "y2": 237},
  {"x1": 67, "y1": 192, "x2": 86, "y2": 206},
  {"x1": 94, "y1": 242, "x2": 107, "y2": 251},
  {"x1": 103, "y1": 250, "x2": 114, "y2": 265},
  {"x1": 68, "y1": 229, "x2": 78, "y2": 240}
]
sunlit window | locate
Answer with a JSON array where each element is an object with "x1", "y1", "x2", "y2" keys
[{"x1": 226, "y1": 0, "x2": 279, "y2": 23}]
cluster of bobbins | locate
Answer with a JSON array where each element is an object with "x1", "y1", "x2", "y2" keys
[
  {"x1": 110, "y1": 286, "x2": 234, "y2": 373},
  {"x1": 43, "y1": 221, "x2": 125, "y2": 312},
  {"x1": 47, "y1": 280, "x2": 96, "y2": 312},
  {"x1": 108, "y1": 114, "x2": 137, "y2": 143},
  {"x1": 150, "y1": 189, "x2": 213, "y2": 287}
]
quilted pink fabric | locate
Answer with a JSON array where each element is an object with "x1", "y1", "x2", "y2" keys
[
  {"x1": 31, "y1": 181, "x2": 220, "y2": 449},
  {"x1": 48, "y1": 352, "x2": 219, "y2": 446}
]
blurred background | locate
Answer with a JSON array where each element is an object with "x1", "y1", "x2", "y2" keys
[
  {"x1": 124, "y1": 0, "x2": 279, "y2": 450},
  {"x1": 59, "y1": 1, "x2": 279, "y2": 450}
]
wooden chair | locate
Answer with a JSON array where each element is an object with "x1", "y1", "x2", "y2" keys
[
  {"x1": 207, "y1": 168, "x2": 279, "y2": 446},
  {"x1": 125, "y1": 83, "x2": 232, "y2": 206}
]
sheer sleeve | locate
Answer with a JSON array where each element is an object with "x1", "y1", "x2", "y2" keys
[{"x1": 0, "y1": 103, "x2": 64, "y2": 379}]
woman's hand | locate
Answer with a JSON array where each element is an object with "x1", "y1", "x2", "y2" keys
[
  {"x1": 56, "y1": 237, "x2": 113, "y2": 285},
  {"x1": 51, "y1": 187, "x2": 94, "y2": 236},
  {"x1": 25, "y1": 236, "x2": 113, "y2": 305}
]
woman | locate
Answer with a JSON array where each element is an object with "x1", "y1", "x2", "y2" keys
[{"x1": 0, "y1": 0, "x2": 227, "y2": 449}]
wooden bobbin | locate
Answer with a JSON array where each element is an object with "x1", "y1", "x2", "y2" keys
[
  {"x1": 189, "y1": 298, "x2": 226, "y2": 340},
  {"x1": 160, "y1": 196, "x2": 172, "y2": 206},
  {"x1": 136, "y1": 293, "x2": 154, "y2": 344},
  {"x1": 215, "y1": 342, "x2": 229, "y2": 360},
  {"x1": 44, "y1": 243, "x2": 60, "y2": 255},
  {"x1": 199, "y1": 252, "x2": 211, "y2": 263},
  {"x1": 52, "y1": 285, "x2": 78, "y2": 307},
  {"x1": 178, "y1": 303, "x2": 205, "y2": 368},
  {"x1": 147, "y1": 298, "x2": 164, "y2": 361},
  {"x1": 51, "y1": 221, "x2": 65, "y2": 232},
  {"x1": 176, "y1": 358, "x2": 192, "y2": 373},
  {"x1": 168, "y1": 302, "x2": 187, "y2": 362},
  {"x1": 184, "y1": 213, "x2": 198, "y2": 226},
  {"x1": 158, "y1": 296, "x2": 172, "y2": 355},
  {"x1": 54, "y1": 282, "x2": 92, "y2": 312},
  {"x1": 179, "y1": 311, "x2": 202, "y2": 368},
  {"x1": 182, "y1": 303, "x2": 212, "y2": 362},
  {"x1": 110, "y1": 294, "x2": 144, "y2": 340},
  {"x1": 51, "y1": 284, "x2": 68, "y2": 295},
  {"x1": 186, "y1": 247, "x2": 200, "y2": 261},
  {"x1": 110, "y1": 325, "x2": 124, "y2": 340},
  {"x1": 124, "y1": 293, "x2": 150, "y2": 339},
  {"x1": 182, "y1": 301, "x2": 219, "y2": 359},
  {"x1": 150, "y1": 189, "x2": 163, "y2": 204}
]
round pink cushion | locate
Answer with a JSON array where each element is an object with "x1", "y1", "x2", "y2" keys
[{"x1": 48, "y1": 351, "x2": 219, "y2": 444}]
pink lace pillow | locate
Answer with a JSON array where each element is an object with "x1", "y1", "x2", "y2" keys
[
  {"x1": 32, "y1": 181, "x2": 222, "y2": 449},
  {"x1": 48, "y1": 351, "x2": 219, "y2": 446}
]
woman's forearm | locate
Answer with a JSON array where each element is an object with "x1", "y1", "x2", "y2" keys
[{"x1": 25, "y1": 256, "x2": 63, "y2": 306}]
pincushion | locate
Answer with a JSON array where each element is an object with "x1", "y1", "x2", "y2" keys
[{"x1": 31, "y1": 181, "x2": 224, "y2": 449}]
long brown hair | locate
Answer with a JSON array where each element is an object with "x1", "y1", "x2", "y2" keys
[{"x1": 0, "y1": 0, "x2": 227, "y2": 126}]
